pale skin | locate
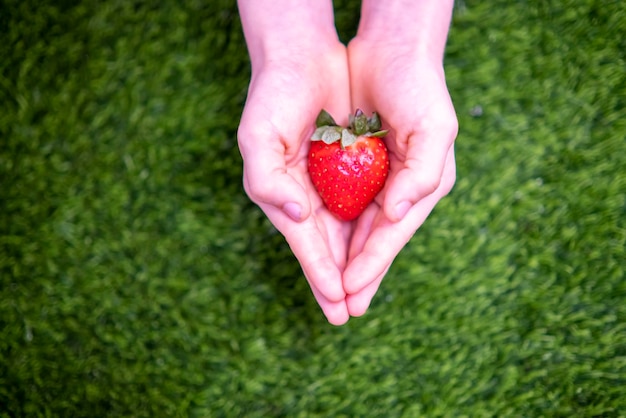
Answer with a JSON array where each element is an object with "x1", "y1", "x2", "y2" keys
[{"x1": 237, "y1": 0, "x2": 458, "y2": 325}]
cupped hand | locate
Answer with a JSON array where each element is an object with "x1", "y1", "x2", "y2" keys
[
  {"x1": 237, "y1": 41, "x2": 353, "y2": 325},
  {"x1": 343, "y1": 37, "x2": 459, "y2": 316}
]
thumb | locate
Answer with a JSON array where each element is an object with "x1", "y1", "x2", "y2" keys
[
  {"x1": 384, "y1": 123, "x2": 457, "y2": 222},
  {"x1": 238, "y1": 126, "x2": 311, "y2": 222}
]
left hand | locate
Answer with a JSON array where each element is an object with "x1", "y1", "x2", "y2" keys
[{"x1": 342, "y1": 36, "x2": 459, "y2": 316}]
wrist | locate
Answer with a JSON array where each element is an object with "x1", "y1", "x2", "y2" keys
[
  {"x1": 238, "y1": 0, "x2": 340, "y2": 67},
  {"x1": 356, "y1": 0, "x2": 454, "y2": 60}
]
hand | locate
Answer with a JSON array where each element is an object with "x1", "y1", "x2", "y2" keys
[
  {"x1": 237, "y1": 2, "x2": 353, "y2": 324},
  {"x1": 342, "y1": 10, "x2": 458, "y2": 316},
  {"x1": 237, "y1": 0, "x2": 458, "y2": 323}
]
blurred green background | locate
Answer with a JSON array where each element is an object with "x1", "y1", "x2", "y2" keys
[{"x1": 1, "y1": 0, "x2": 625, "y2": 416}]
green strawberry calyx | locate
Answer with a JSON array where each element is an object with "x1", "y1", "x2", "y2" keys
[{"x1": 311, "y1": 109, "x2": 388, "y2": 148}]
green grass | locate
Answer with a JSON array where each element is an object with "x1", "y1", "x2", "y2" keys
[{"x1": 1, "y1": 0, "x2": 625, "y2": 416}]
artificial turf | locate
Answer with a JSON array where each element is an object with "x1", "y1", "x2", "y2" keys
[{"x1": 1, "y1": 0, "x2": 625, "y2": 416}]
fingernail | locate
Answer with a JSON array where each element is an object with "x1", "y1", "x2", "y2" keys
[
  {"x1": 394, "y1": 201, "x2": 412, "y2": 220},
  {"x1": 283, "y1": 202, "x2": 302, "y2": 221}
]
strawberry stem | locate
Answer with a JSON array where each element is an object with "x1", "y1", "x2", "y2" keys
[
  {"x1": 353, "y1": 113, "x2": 368, "y2": 136},
  {"x1": 312, "y1": 109, "x2": 388, "y2": 143},
  {"x1": 316, "y1": 110, "x2": 337, "y2": 128},
  {"x1": 368, "y1": 112, "x2": 382, "y2": 131}
]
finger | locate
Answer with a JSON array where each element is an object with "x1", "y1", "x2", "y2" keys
[
  {"x1": 384, "y1": 119, "x2": 458, "y2": 222},
  {"x1": 346, "y1": 269, "x2": 388, "y2": 317},
  {"x1": 310, "y1": 285, "x2": 350, "y2": 326},
  {"x1": 318, "y1": 208, "x2": 352, "y2": 272},
  {"x1": 346, "y1": 202, "x2": 379, "y2": 262},
  {"x1": 271, "y1": 212, "x2": 346, "y2": 303},
  {"x1": 343, "y1": 151, "x2": 455, "y2": 294},
  {"x1": 343, "y1": 205, "x2": 392, "y2": 313},
  {"x1": 342, "y1": 216, "x2": 406, "y2": 295}
]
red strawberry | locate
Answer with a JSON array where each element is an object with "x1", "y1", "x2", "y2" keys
[{"x1": 308, "y1": 109, "x2": 390, "y2": 221}]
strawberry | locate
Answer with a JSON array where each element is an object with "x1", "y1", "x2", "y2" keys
[{"x1": 308, "y1": 109, "x2": 390, "y2": 221}]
